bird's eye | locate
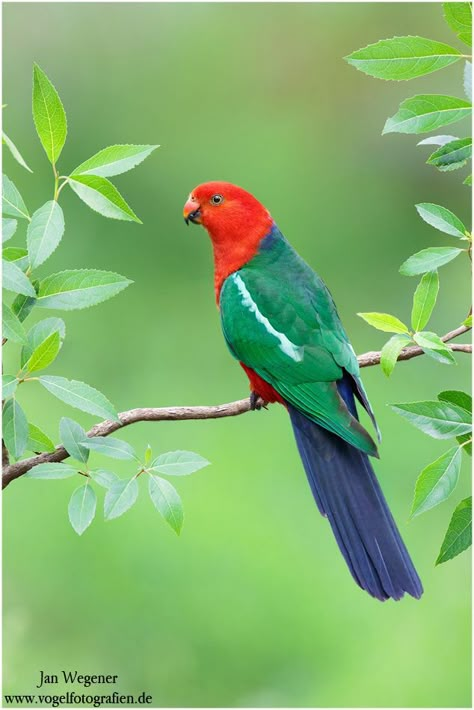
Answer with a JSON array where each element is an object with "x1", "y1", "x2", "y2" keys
[{"x1": 210, "y1": 194, "x2": 224, "y2": 206}]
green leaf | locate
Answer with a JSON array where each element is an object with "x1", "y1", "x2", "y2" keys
[
  {"x1": 23, "y1": 331, "x2": 61, "y2": 373},
  {"x1": 89, "y1": 469, "x2": 119, "y2": 489},
  {"x1": 2, "y1": 398, "x2": 28, "y2": 458},
  {"x1": 2, "y1": 303, "x2": 27, "y2": 343},
  {"x1": 144, "y1": 445, "x2": 152, "y2": 466},
  {"x1": 438, "y1": 389, "x2": 472, "y2": 412},
  {"x1": 26, "y1": 423, "x2": 55, "y2": 453},
  {"x1": 399, "y1": 247, "x2": 463, "y2": 276},
  {"x1": 27, "y1": 201, "x2": 65, "y2": 269},
  {"x1": 104, "y1": 477, "x2": 139, "y2": 520},
  {"x1": 415, "y1": 203, "x2": 467, "y2": 238},
  {"x1": 68, "y1": 175, "x2": 141, "y2": 223},
  {"x1": 2, "y1": 375, "x2": 18, "y2": 399},
  {"x1": 12, "y1": 290, "x2": 37, "y2": 322},
  {"x1": 148, "y1": 474, "x2": 183, "y2": 534},
  {"x1": 390, "y1": 400, "x2": 472, "y2": 438},
  {"x1": 32, "y1": 63, "x2": 67, "y2": 164},
  {"x1": 3, "y1": 259, "x2": 36, "y2": 296},
  {"x1": 39, "y1": 375, "x2": 119, "y2": 421},
  {"x1": 411, "y1": 271, "x2": 439, "y2": 331},
  {"x1": 36, "y1": 269, "x2": 132, "y2": 310},
  {"x1": 411, "y1": 446, "x2": 461, "y2": 517},
  {"x1": 2, "y1": 218, "x2": 18, "y2": 242},
  {"x1": 380, "y1": 334, "x2": 411, "y2": 377},
  {"x1": 427, "y1": 138, "x2": 472, "y2": 171},
  {"x1": 25, "y1": 462, "x2": 78, "y2": 479},
  {"x1": 464, "y1": 174, "x2": 472, "y2": 185},
  {"x1": 383, "y1": 95, "x2": 472, "y2": 135},
  {"x1": 436, "y1": 497, "x2": 472, "y2": 564},
  {"x1": 82, "y1": 436, "x2": 137, "y2": 461},
  {"x1": 344, "y1": 36, "x2": 462, "y2": 80},
  {"x1": 3, "y1": 247, "x2": 29, "y2": 271},
  {"x1": 357, "y1": 312, "x2": 409, "y2": 334},
  {"x1": 59, "y1": 417, "x2": 89, "y2": 463},
  {"x1": 2, "y1": 131, "x2": 33, "y2": 172},
  {"x1": 68, "y1": 484, "x2": 96, "y2": 535},
  {"x1": 413, "y1": 331, "x2": 457, "y2": 364},
  {"x1": 21, "y1": 317, "x2": 65, "y2": 367},
  {"x1": 418, "y1": 134, "x2": 458, "y2": 146},
  {"x1": 464, "y1": 61, "x2": 472, "y2": 100},
  {"x1": 444, "y1": 3, "x2": 472, "y2": 46},
  {"x1": 2, "y1": 174, "x2": 29, "y2": 219},
  {"x1": 462, "y1": 314, "x2": 473, "y2": 327},
  {"x1": 150, "y1": 450, "x2": 210, "y2": 476},
  {"x1": 73, "y1": 144, "x2": 159, "y2": 178},
  {"x1": 438, "y1": 391, "x2": 472, "y2": 454}
]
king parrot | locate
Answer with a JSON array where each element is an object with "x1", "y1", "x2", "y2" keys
[{"x1": 183, "y1": 181, "x2": 423, "y2": 602}]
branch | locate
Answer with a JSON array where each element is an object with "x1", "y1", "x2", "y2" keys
[{"x1": 3, "y1": 324, "x2": 471, "y2": 489}]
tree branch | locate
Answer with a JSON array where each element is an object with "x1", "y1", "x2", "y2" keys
[{"x1": 3, "y1": 324, "x2": 471, "y2": 489}]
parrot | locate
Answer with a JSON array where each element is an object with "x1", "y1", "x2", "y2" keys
[{"x1": 183, "y1": 181, "x2": 423, "y2": 602}]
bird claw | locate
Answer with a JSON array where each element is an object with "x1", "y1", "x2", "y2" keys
[{"x1": 250, "y1": 392, "x2": 267, "y2": 411}]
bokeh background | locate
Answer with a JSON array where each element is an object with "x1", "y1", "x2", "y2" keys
[{"x1": 3, "y1": 3, "x2": 472, "y2": 707}]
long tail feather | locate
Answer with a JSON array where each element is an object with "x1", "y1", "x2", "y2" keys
[{"x1": 288, "y1": 404, "x2": 423, "y2": 601}]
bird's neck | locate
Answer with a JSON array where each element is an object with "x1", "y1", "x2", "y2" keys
[{"x1": 211, "y1": 218, "x2": 274, "y2": 302}]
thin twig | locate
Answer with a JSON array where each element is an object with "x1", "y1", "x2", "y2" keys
[{"x1": 3, "y1": 324, "x2": 471, "y2": 489}]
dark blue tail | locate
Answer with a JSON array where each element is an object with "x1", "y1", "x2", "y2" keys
[{"x1": 288, "y1": 404, "x2": 423, "y2": 601}]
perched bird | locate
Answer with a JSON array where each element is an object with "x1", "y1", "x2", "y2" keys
[{"x1": 183, "y1": 181, "x2": 423, "y2": 602}]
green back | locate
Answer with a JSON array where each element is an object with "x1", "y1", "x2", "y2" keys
[{"x1": 219, "y1": 226, "x2": 379, "y2": 456}]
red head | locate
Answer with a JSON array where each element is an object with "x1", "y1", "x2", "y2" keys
[{"x1": 183, "y1": 181, "x2": 273, "y2": 299}]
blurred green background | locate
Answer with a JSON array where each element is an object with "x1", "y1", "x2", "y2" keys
[{"x1": 3, "y1": 3, "x2": 471, "y2": 707}]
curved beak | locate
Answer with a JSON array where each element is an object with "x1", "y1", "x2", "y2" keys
[{"x1": 183, "y1": 197, "x2": 202, "y2": 226}]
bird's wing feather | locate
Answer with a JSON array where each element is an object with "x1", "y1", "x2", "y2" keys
[{"x1": 219, "y1": 230, "x2": 378, "y2": 455}]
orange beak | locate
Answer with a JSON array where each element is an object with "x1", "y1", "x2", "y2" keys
[{"x1": 183, "y1": 197, "x2": 202, "y2": 225}]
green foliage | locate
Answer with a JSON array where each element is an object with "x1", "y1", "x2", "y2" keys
[
  {"x1": 82, "y1": 436, "x2": 137, "y2": 460},
  {"x1": 68, "y1": 484, "x2": 97, "y2": 535},
  {"x1": 3, "y1": 303, "x2": 27, "y2": 344},
  {"x1": 411, "y1": 271, "x2": 439, "y2": 331},
  {"x1": 3, "y1": 258, "x2": 36, "y2": 296},
  {"x1": 2, "y1": 63, "x2": 209, "y2": 542},
  {"x1": 36, "y1": 269, "x2": 132, "y2": 310},
  {"x1": 357, "y1": 312, "x2": 409, "y2": 333},
  {"x1": 3, "y1": 217, "x2": 18, "y2": 242},
  {"x1": 2, "y1": 175, "x2": 29, "y2": 219},
  {"x1": 68, "y1": 175, "x2": 142, "y2": 222},
  {"x1": 399, "y1": 246, "x2": 464, "y2": 275},
  {"x1": 148, "y1": 475, "x2": 184, "y2": 534},
  {"x1": 149, "y1": 450, "x2": 210, "y2": 476},
  {"x1": 436, "y1": 497, "x2": 472, "y2": 564},
  {"x1": 3, "y1": 130, "x2": 33, "y2": 172},
  {"x1": 104, "y1": 477, "x2": 139, "y2": 520},
  {"x1": 411, "y1": 446, "x2": 462, "y2": 517},
  {"x1": 427, "y1": 137, "x2": 472, "y2": 171},
  {"x1": 380, "y1": 334, "x2": 411, "y2": 376},
  {"x1": 412, "y1": 331, "x2": 456, "y2": 364},
  {"x1": 59, "y1": 417, "x2": 90, "y2": 463},
  {"x1": 27, "y1": 200, "x2": 65, "y2": 269},
  {"x1": 27, "y1": 423, "x2": 55, "y2": 453},
  {"x1": 3, "y1": 399, "x2": 28, "y2": 458},
  {"x1": 345, "y1": 36, "x2": 462, "y2": 80},
  {"x1": 415, "y1": 202, "x2": 467, "y2": 237},
  {"x1": 39, "y1": 376, "x2": 119, "y2": 421},
  {"x1": 390, "y1": 400, "x2": 472, "y2": 439},
  {"x1": 444, "y1": 2, "x2": 472, "y2": 46},
  {"x1": 383, "y1": 95, "x2": 471, "y2": 135},
  {"x1": 32, "y1": 63, "x2": 67, "y2": 165},
  {"x1": 26, "y1": 462, "x2": 78, "y2": 479},
  {"x1": 73, "y1": 144, "x2": 159, "y2": 177}
]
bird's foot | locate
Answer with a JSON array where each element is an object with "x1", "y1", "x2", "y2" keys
[{"x1": 250, "y1": 391, "x2": 267, "y2": 411}]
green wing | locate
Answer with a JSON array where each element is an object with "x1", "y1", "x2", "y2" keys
[{"x1": 219, "y1": 229, "x2": 379, "y2": 456}]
